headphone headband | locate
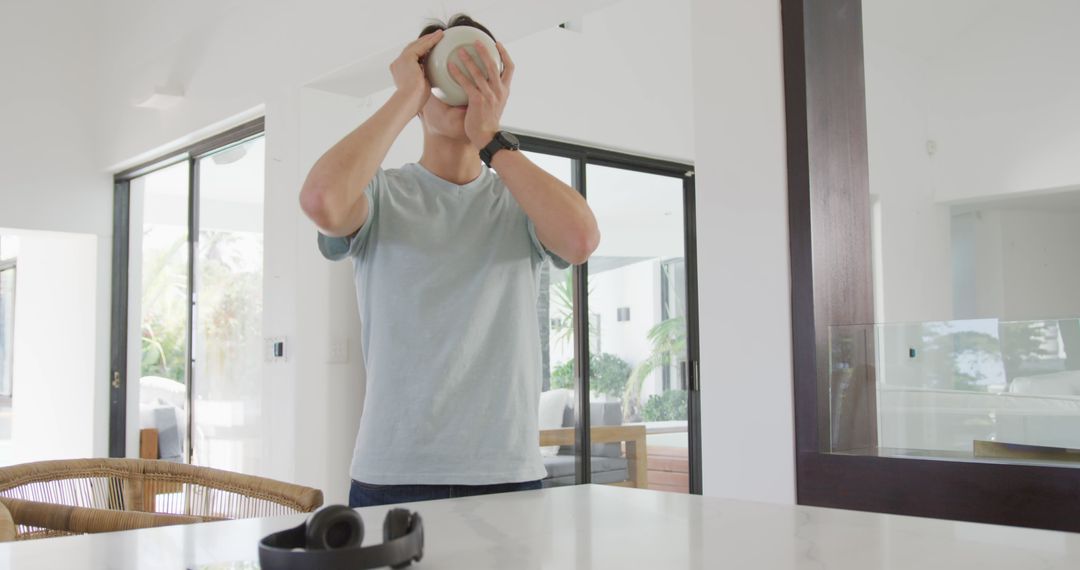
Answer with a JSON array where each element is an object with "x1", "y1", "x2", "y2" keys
[{"x1": 258, "y1": 507, "x2": 424, "y2": 570}]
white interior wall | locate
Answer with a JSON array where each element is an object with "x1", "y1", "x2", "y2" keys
[
  {"x1": 862, "y1": 3, "x2": 953, "y2": 324},
  {"x1": 0, "y1": 2, "x2": 115, "y2": 460},
  {"x1": 952, "y1": 210, "x2": 1007, "y2": 320},
  {"x1": 0, "y1": 3, "x2": 110, "y2": 236},
  {"x1": 998, "y1": 210, "x2": 1080, "y2": 321},
  {"x1": 952, "y1": 206, "x2": 1080, "y2": 322},
  {"x1": 7, "y1": 230, "x2": 99, "y2": 464},
  {"x1": 691, "y1": 0, "x2": 795, "y2": 503},
  {"x1": 926, "y1": 0, "x2": 1080, "y2": 203},
  {"x1": 864, "y1": 0, "x2": 1080, "y2": 326},
  {"x1": 589, "y1": 261, "x2": 659, "y2": 379},
  {"x1": 501, "y1": 0, "x2": 693, "y2": 160}
]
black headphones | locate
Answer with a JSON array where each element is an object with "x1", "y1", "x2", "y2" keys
[{"x1": 258, "y1": 505, "x2": 424, "y2": 570}]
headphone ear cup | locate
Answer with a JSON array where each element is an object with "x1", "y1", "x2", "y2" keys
[
  {"x1": 305, "y1": 505, "x2": 364, "y2": 550},
  {"x1": 383, "y1": 508, "x2": 413, "y2": 543}
]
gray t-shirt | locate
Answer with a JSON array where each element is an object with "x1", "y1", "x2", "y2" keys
[{"x1": 318, "y1": 162, "x2": 568, "y2": 485}]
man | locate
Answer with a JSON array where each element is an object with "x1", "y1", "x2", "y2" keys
[{"x1": 299, "y1": 15, "x2": 600, "y2": 507}]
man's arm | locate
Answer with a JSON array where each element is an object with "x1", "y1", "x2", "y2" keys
[
  {"x1": 490, "y1": 151, "x2": 600, "y2": 264},
  {"x1": 299, "y1": 30, "x2": 444, "y2": 237},
  {"x1": 449, "y1": 40, "x2": 600, "y2": 264}
]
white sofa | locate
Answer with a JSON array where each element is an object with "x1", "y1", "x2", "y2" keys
[{"x1": 876, "y1": 370, "x2": 1080, "y2": 453}]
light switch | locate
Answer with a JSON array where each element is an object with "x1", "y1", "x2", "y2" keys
[{"x1": 265, "y1": 337, "x2": 287, "y2": 363}]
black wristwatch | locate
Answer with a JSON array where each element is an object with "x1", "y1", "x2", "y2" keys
[{"x1": 480, "y1": 131, "x2": 520, "y2": 167}]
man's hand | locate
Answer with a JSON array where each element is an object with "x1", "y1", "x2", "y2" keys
[
  {"x1": 447, "y1": 40, "x2": 515, "y2": 150},
  {"x1": 390, "y1": 29, "x2": 444, "y2": 115}
]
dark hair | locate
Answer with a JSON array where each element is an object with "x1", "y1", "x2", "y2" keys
[{"x1": 418, "y1": 13, "x2": 496, "y2": 42}]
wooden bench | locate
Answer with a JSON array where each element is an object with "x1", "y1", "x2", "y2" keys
[{"x1": 539, "y1": 425, "x2": 649, "y2": 488}]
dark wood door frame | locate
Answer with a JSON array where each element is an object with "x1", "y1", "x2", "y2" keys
[{"x1": 782, "y1": 0, "x2": 1080, "y2": 532}]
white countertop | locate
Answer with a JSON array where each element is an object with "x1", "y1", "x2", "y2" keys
[{"x1": 2, "y1": 484, "x2": 1079, "y2": 569}]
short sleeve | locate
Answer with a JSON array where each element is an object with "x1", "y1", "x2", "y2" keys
[
  {"x1": 527, "y1": 217, "x2": 571, "y2": 269},
  {"x1": 317, "y1": 169, "x2": 384, "y2": 261}
]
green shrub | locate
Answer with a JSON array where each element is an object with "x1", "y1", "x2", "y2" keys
[
  {"x1": 549, "y1": 353, "x2": 631, "y2": 398},
  {"x1": 551, "y1": 359, "x2": 574, "y2": 391},
  {"x1": 641, "y1": 390, "x2": 688, "y2": 421}
]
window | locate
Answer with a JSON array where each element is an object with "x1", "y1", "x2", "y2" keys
[
  {"x1": 522, "y1": 138, "x2": 701, "y2": 494},
  {"x1": 0, "y1": 236, "x2": 16, "y2": 400},
  {"x1": 783, "y1": 0, "x2": 1080, "y2": 531}
]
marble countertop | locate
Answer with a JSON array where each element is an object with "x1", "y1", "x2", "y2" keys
[{"x1": 1, "y1": 484, "x2": 1078, "y2": 569}]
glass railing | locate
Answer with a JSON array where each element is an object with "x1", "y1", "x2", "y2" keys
[{"x1": 829, "y1": 318, "x2": 1080, "y2": 466}]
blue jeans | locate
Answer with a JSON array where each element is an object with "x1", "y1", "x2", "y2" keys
[{"x1": 348, "y1": 478, "x2": 543, "y2": 508}]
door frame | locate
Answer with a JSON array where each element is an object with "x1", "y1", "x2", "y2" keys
[
  {"x1": 109, "y1": 118, "x2": 264, "y2": 458},
  {"x1": 518, "y1": 135, "x2": 703, "y2": 494}
]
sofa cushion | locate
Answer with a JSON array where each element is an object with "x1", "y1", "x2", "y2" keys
[
  {"x1": 558, "y1": 400, "x2": 624, "y2": 458},
  {"x1": 539, "y1": 389, "x2": 572, "y2": 457},
  {"x1": 153, "y1": 406, "x2": 183, "y2": 462},
  {"x1": 1010, "y1": 370, "x2": 1080, "y2": 397},
  {"x1": 543, "y1": 470, "x2": 630, "y2": 488},
  {"x1": 541, "y1": 455, "x2": 629, "y2": 480}
]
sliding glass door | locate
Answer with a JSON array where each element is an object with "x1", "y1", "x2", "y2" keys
[
  {"x1": 586, "y1": 165, "x2": 691, "y2": 493},
  {"x1": 191, "y1": 137, "x2": 265, "y2": 474},
  {"x1": 113, "y1": 119, "x2": 265, "y2": 475},
  {"x1": 525, "y1": 139, "x2": 701, "y2": 494},
  {"x1": 128, "y1": 162, "x2": 191, "y2": 462}
]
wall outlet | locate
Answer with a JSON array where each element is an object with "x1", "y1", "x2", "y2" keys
[{"x1": 328, "y1": 337, "x2": 349, "y2": 364}]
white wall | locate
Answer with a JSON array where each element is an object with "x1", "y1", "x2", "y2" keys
[
  {"x1": 0, "y1": 2, "x2": 111, "y2": 236},
  {"x1": 863, "y1": 0, "x2": 1080, "y2": 326},
  {"x1": 863, "y1": 3, "x2": 954, "y2": 324},
  {"x1": 951, "y1": 211, "x2": 1006, "y2": 319},
  {"x1": 955, "y1": 208, "x2": 1080, "y2": 321},
  {"x1": 7, "y1": 230, "x2": 99, "y2": 464},
  {"x1": 502, "y1": 0, "x2": 693, "y2": 160},
  {"x1": 0, "y1": 2, "x2": 115, "y2": 459},
  {"x1": 998, "y1": 210, "x2": 1080, "y2": 320},
  {"x1": 926, "y1": 0, "x2": 1080, "y2": 203},
  {"x1": 691, "y1": 0, "x2": 795, "y2": 503}
]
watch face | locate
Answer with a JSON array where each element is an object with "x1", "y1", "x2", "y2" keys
[{"x1": 499, "y1": 131, "x2": 520, "y2": 150}]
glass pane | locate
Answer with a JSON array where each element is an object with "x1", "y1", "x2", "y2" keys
[
  {"x1": 528, "y1": 151, "x2": 583, "y2": 489},
  {"x1": 836, "y1": 1, "x2": 1080, "y2": 467},
  {"x1": 192, "y1": 137, "x2": 265, "y2": 475},
  {"x1": 832, "y1": 318, "x2": 1080, "y2": 465},
  {"x1": 586, "y1": 164, "x2": 689, "y2": 493},
  {"x1": 129, "y1": 161, "x2": 190, "y2": 462},
  {"x1": 0, "y1": 267, "x2": 15, "y2": 463}
]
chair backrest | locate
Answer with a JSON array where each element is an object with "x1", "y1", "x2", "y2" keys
[
  {"x1": 0, "y1": 496, "x2": 206, "y2": 541},
  {"x1": 0, "y1": 459, "x2": 323, "y2": 519},
  {"x1": 0, "y1": 500, "x2": 15, "y2": 542}
]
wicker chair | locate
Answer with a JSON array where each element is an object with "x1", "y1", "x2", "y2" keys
[
  {"x1": 0, "y1": 500, "x2": 15, "y2": 542},
  {"x1": 0, "y1": 496, "x2": 208, "y2": 541},
  {"x1": 0, "y1": 459, "x2": 323, "y2": 540}
]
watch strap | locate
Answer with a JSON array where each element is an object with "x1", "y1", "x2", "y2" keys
[{"x1": 480, "y1": 131, "x2": 517, "y2": 167}]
